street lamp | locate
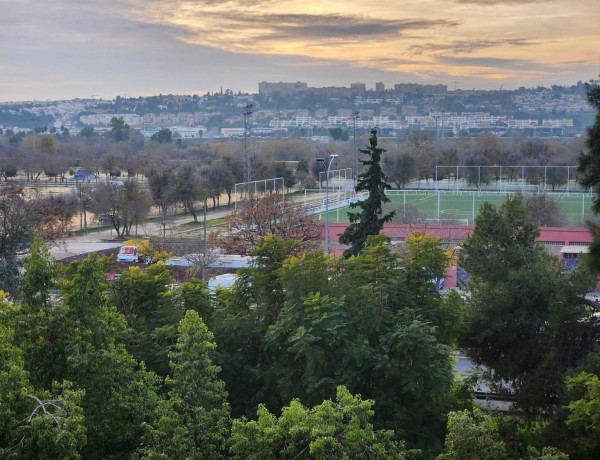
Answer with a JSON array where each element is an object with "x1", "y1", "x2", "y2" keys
[{"x1": 316, "y1": 154, "x2": 338, "y2": 255}]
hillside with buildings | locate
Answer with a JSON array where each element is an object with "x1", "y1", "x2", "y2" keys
[{"x1": 0, "y1": 81, "x2": 594, "y2": 141}]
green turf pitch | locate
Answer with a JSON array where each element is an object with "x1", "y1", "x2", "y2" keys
[{"x1": 320, "y1": 191, "x2": 594, "y2": 227}]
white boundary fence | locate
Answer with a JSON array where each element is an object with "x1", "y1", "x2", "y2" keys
[
  {"x1": 318, "y1": 168, "x2": 353, "y2": 192},
  {"x1": 234, "y1": 177, "x2": 284, "y2": 210},
  {"x1": 431, "y1": 165, "x2": 583, "y2": 192}
]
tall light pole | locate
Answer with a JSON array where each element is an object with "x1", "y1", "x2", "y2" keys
[
  {"x1": 432, "y1": 114, "x2": 441, "y2": 184},
  {"x1": 432, "y1": 114, "x2": 441, "y2": 140},
  {"x1": 243, "y1": 103, "x2": 254, "y2": 187},
  {"x1": 316, "y1": 154, "x2": 338, "y2": 255},
  {"x1": 353, "y1": 111, "x2": 360, "y2": 188},
  {"x1": 30, "y1": 117, "x2": 37, "y2": 153}
]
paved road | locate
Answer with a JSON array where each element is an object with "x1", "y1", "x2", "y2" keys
[
  {"x1": 50, "y1": 206, "x2": 235, "y2": 261},
  {"x1": 50, "y1": 193, "x2": 321, "y2": 261}
]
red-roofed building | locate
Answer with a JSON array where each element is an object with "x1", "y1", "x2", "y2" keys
[{"x1": 320, "y1": 223, "x2": 594, "y2": 288}]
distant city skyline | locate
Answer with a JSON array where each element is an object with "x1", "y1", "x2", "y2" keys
[{"x1": 1, "y1": 0, "x2": 598, "y2": 102}]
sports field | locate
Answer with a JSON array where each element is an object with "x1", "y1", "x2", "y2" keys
[{"x1": 320, "y1": 190, "x2": 594, "y2": 227}]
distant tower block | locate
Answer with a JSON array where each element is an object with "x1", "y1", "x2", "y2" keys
[
  {"x1": 350, "y1": 83, "x2": 366, "y2": 95},
  {"x1": 376, "y1": 82, "x2": 385, "y2": 93}
]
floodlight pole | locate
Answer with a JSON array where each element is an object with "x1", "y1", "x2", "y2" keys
[
  {"x1": 316, "y1": 154, "x2": 339, "y2": 255},
  {"x1": 353, "y1": 111, "x2": 360, "y2": 188},
  {"x1": 432, "y1": 114, "x2": 441, "y2": 140},
  {"x1": 432, "y1": 114, "x2": 441, "y2": 186},
  {"x1": 243, "y1": 103, "x2": 254, "y2": 188},
  {"x1": 30, "y1": 117, "x2": 37, "y2": 153}
]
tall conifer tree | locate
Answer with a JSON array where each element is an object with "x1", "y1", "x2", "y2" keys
[{"x1": 339, "y1": 128, "x2": 394, "y2": 257}]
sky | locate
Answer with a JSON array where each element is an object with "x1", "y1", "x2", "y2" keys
[{"x1": 1, "y1": 0, "x2": 598, "y2": 102}]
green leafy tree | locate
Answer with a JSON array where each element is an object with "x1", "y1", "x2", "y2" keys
[
  {"x1": 0, "y1": 317, "x2": 86, "y2": 459},
  {"x1": 20, "y1": 238, "x2": 58, "y2": 312},
  {"x1": 78, "y1": 126, "x2": 95, "y2": 137},
  {"x1": 178, "y1": 278, "x2": 213, "y2": 324},
  {"x1": 211, "y1": 237, "x2": 304, "y2": 418},
  {"x1": 563, "y1": 372, "x2": 600, "y2": 458},
  {"x1": 398, "y1": 232, "x2": 465, "y2": 346},
  {"x1": 11, "y1": 238, "x2": 61, "y2": 388},
  {"x1": 328, "y1": 127, "x2": 349, "y2": 141},
  {"x1": 215, "y1": 235, "x2": 455, "y2": 454},
  {"x1": 111, "y1": 264, "x2": 175, "y2": 376},
  {"x1": 228, "y1": 386, "x2": 406, "y2": 459},
  {"x1": 578, "y1": 78, "x2": 600, "y2": 270},
  {"x1": 458, "y1": 197, "x2": 598, "y2": 415},
  {"x1": 58, "y1": 256, "x2": 160, "y2": 458},
  {"x1": 526, "y1": 446, "x2": 569, "y2": 460},
  {"x1": 109, "y1": 116, "x2": 130, "y2": 142},
  {"x1": 0, "y1": 318, "x2": 31, "y2": 453},
  {"x1": 140, "y1": 310, "x2": 230, "y2": 459},
  {"x1": 112, "y1": 265, "x2": 212, "y2": 377},
  {"x1": 150, "y1": 128, "x2": 173, "y2": 144},
  {"x1": 339, "y1": 128, "x2": 394, "y2": 257},
  {"x1": 438, "y1": 408, "x2": 507, "y2": 460},
  {"x1": 10, "y1": 381, "x2": 87, "y2": 460}
]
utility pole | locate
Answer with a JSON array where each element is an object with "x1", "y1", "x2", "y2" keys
[{"x1": 243, "y1": 103, "x2": 254, "y2": 189}]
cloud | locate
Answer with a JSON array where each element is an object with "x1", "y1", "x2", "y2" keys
[
  {"x1": 174, "y1": 11, "x2": 459, "y2": 45},
  {"x1": 436, "y1": 55, "x2": 551, "y2": 71},
  {"x1": 1, "y1": 0, "x2": 598, "y2": 100},
  {"x1": 408, "y1": 39, "x2": 539, "y2": 55},
  {"x1": 452, "y1": 0, "x2": 549, "y2": 4},
  {"x1": 251, "y1": 14, "x2": 458, "y2": 39}
]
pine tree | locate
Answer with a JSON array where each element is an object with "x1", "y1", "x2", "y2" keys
[{"x1": 339, "y1": 129, "x2": 394, "y2": 257}]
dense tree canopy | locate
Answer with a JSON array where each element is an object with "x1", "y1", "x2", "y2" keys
[
  {"x1": 578, "y1": 79, "x2": 600, "y2": 270},
  {"x1": 213, "y1": 234, "x2": 458, "y2": 454},
  {"x1": 459, "y1": 197, "x2": 598, "y2": 415}
]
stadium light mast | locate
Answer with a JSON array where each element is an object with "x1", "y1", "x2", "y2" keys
[
  {"x1": 30, "y1": 117, "x2": 37, "y2": 153},
  {"x1": 353, "y1": 111, "x2": 360, "y2": 188},
  {"x1": 243, "y1": 103, "x2": 254, "y2": 186},
  {"x1": 432, "y1": 114, "x2": 441, "y2": 140},
  {"x1": 432, "y1": 114, "x2": 441, "y2": 185},
  {"x1": 316, "y1": 154, "x2": 338, "y2": 255}
]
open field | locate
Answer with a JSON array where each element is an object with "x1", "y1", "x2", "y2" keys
[{"x1": 317, "y1": 190, "x2": 595, "y2": 227}]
